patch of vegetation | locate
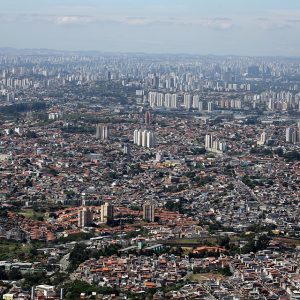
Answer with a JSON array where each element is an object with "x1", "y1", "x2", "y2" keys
[{"x1": 68, "y1": 243, "x2": 121, "y2": 272}]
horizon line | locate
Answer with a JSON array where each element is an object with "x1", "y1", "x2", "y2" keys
[{"x1": 0, "y1": 46, "x2": 300, "y2": 59}]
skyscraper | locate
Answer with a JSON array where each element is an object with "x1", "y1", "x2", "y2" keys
[
  {"x1": 257, "y1": 131, "x2": 267, "y2": 145},
  {"x1": 96, "y1": 124, "x2": 109, "y2": 140},
  {"x1": 184, "y1": 93, "x2": 192, "y2": 110},
  {"x1": 100, "y1": 202, "x2": 114, "y2": 224},
  {"x1": 192, "y1": 95, "x2": 200, "y2": 109},
  {"x1": 78, "y1": 207, "x2": 93, "y2": 228},
  {"x1": 145, "y1": 111, "x2": 152, "y2": 126},
  {"x1": 205, "y1": 134, "x2": 227, "y2": 152},
  {"x1": 143, "y1": 201, "x2": 155, "y2": 222},
  {"x1": 164, "y1": 93, "x2": 172, "y2": 108},
  {"x1": 134, "y1": 129, "x2": 156, "y2": 148},
  {"x1": 207, "y1": 101, "x2": 213, "y2": 112},
  {"x1": 171, "y1": 94, "x2": 178, "y2": 108},
  {"x1": 286, "y1": 127, "x2": 299, "y2": 144},
  {"x1": 148, "y1": 92, "x2": 157, "y2": 108},
  {"x1": 198, "y1": 101, "x2": 203, "y2": 112},
  {"x1": 205, "y1": 134, "x2": 213, "y2": 149},
  {"x1": 146, "y1": 131, "x2": 155, "y2": 148}
]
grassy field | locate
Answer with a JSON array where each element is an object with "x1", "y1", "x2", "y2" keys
[
  {"x1": 189, "y1": 273, "x2": 225, "y2": 282},
  {"x1": 19, "y1": 209, "x2": 45, "y2": 221},
  {"x1": 0, "y1": 241, "x2": 31, "y2": 260}
]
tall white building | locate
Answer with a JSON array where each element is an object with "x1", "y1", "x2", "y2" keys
[
  {"x1": 134, "y1": 129, "x2": 143, "y2": 145},
  {"x1": 192, "y1": 95, "x2": 200, "y2": 109},
  {"x1": 205, "y1": 134, "x2": 213, "y2": 149},
  {"x1": 198, "y1": 101, "x2": 203, "y2": 112},
  {"x1": 258, "y1": 131, "x2": 267, "y2": 145},
  {"x1": 205, "y1": 134, "x2": 227, "y2": 152},
  {"x1": 171, "y1": 94, "x2": 178, "y2": 108},
  {"x1": 134, "y1": 129, "x2": 156, "y2": 148},
  {"x1": 184, "y1": 93, "x2": 192, "y2": 110},
  {"x1": 148, "y1": 92, "x2": 157, "y2": 108},
  {"x1": 268, "y1": 98, "x2": 275, "y2": 111},
  {"x1": 143, "y1": 201, "x2": 155, "y2": 222},
  {"x1": 157, "y1": 93, "x2": 164, "y2": 107},
  {"x1": 207, "y1": 101, "x2": 213, "y2": 112},
  {"x1": 286, "y1": 127, "x2": 299, "y2": 144},
  {"x1": 164, "y1": 93, "x2": 172, "y2": 108},
  {"x1": 142, "y1": 130, "x2": 148, "y2": 147},
  {"x1": 146, "y1": 131, "x2": 155, "y2": 148},
  {"x1": 78, "y1": 207, "x2": 93, "y2": 228},
  {"x1": 96, "y1": 124, "x2": 109, "y2": 140}
]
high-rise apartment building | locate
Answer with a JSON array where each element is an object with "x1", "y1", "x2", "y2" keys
[
  {"x1": 78, "y1": 207, "x2": 93, "y2": 228},
  {"x1": 134, "y1": 129, "x2": 156, "y2": 148},
  {"x1": 286, "y1": 127, "x2": 300, "y2": 144},
  {"x1": 192, "y1": 95, "x2": 200, "y2": 109},
  {"x1": 96, "y1": 124, "x2": 109, "y2": 140},
  {"x1": 257, "y1": 131, "x2": 267, "y2": 145},
  {"x1": 198, "y1": 101, "x2": 203, "y2": 112},
  {"x1": 145, "y1": 111, "x2": 152, "y2": 126},
  {"x1": 205, "y1": 134, "x2": 213, "y2": 149},
  {"x1": 100, "y1": 202, "x2": 114, "y2": 224},
  {"x1": 143, "y1": 202, "x2": 155, "y2": 222},
  {"x1": 207, "y1": 101, "x2": 213, "y2": 112},
  {"x1": 205, "y1": 134, "x2": 227, "y2": 152},
  {"x1": 184, "y1": 93, "x2": 192, "y2": 110}
]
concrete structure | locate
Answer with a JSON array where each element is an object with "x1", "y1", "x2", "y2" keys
[
  {"x1": 96, "y1": 124, "x2": 109, "y2": 140},
  {"x1": 100, "y1": 202, "x2": 114, "y2": 224},
  {"x1": 143, "y1": 201, "x2": 155, "y2": 222},
  {"x1": 134, "y1": 129, "x2": 156, "y2": 148},
  {"x1": 78, "y1": 207, "x2": 93, "y2": 228}
]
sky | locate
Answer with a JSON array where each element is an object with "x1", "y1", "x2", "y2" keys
[{"x1": 1, "y1": 0, "x2": 300, "y2": 56}]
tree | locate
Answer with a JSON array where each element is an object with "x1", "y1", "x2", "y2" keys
[
  {"x1": 64, "y1": 280, "x2": 119, "y2": 300},
  {"x1": 241, "y1": 234, "x2": 270, "y2": 254},
  {"x1": 22, "y1": 272, "x2": 49, "y2": 290},
  {"x1": 7, "y1": 269, "x2": 22, "y2": 281},
  {"x1": 0, "y1": 269, "x2": 8, "y2": 280},
  {"x1": 218, "y1": 235, "x2": 230, "y2": 249}
]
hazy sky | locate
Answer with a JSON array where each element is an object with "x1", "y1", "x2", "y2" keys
[{"x1": 1, "y1": 0, "x2": 300, "y2": 56}]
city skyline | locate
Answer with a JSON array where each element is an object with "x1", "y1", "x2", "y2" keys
[{"x1": 1, "y1": 0, "x2": 300, "y2": 56}]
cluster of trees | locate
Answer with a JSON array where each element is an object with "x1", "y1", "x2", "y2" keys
[
  {"x1": 242, "y1": 175, "x2": 274, "y2": 189},
  {"x1": 246, "y1": 223, "x2": 277, "y2": 234},
  {"x1": 283, "y1": 150, "x2": 300, "y2": 161},
  {"x1": 165, "y1": 199, "x2": 186, "y2": 214},
  {"x1": 68, "y1": 243, "x2": 121, "y2": 272},
  {"x1": 250, "y1": 147, "x2": 300, "y2": 162},
  {"x1": 190, "y1": 147, "x2": 206, "y2": 155},
  {"x1": 140, "y1": 246, "x2": 183, "y2": 257},
  {"x1": 183, "y1": 171, "x2": 215, "y2": 187},
  {"x1": 250, "y1": 148, "x2": 273, "y2": 156},
  {"x1": 57, "y1": 232, "x2": 95, "y2": 243},
  {"x1": 0, "y1": 270, "x2": 54, "y2": 291},
  {"x1": 194, "y1": 175, "x2": 215, "y2": 186},
  {"x1": 128, "y1": 163, "x2": 144, "y2": 176},
  {"x1": 25, "y1": 131, "x2": 38, "y2": 139},
  {"x1": 241, "y1": 234, "x2": 270, "y2": 254},
  {"x1": 1, "y1": 102, "x2": 46, "y2": 115},
  {"x1": 124, "y1": 228, "x2": 148, "y2": 239},
  {"x1": 63, "y1": 280, "x2": 119, "y2": 300},
  {"x1": 242, "y1": 175, "x2": 263, "y2": 189},
  {"x1": 61, "y1": 125, "x2": 94, "y2": 134},
  {"x1": 164, "y1": 183, "x2": 188, "y2": 193},
  {"x1": 0, "y1": 268, "x2": 23, "y2": 281}
]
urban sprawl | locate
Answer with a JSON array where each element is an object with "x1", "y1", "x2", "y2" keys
[{"x1": 0, "y1": 50, "x2": 300, "y2": 300}]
